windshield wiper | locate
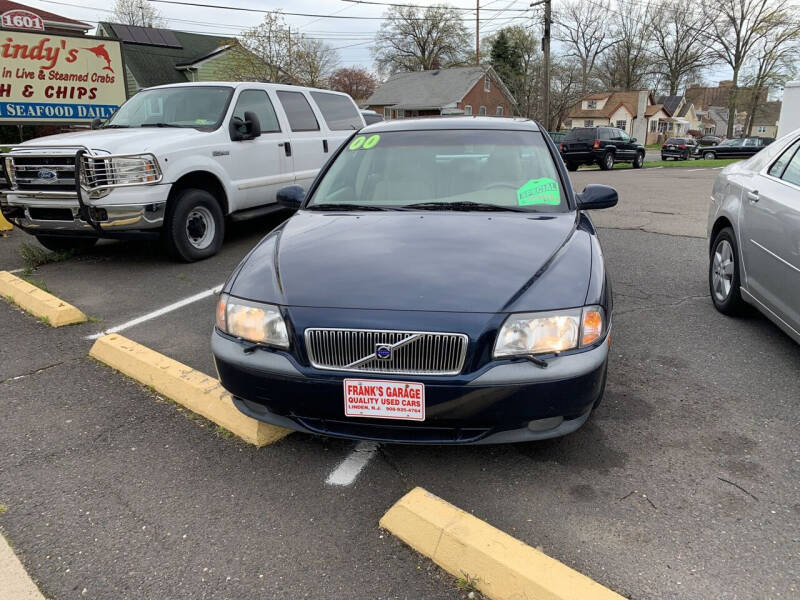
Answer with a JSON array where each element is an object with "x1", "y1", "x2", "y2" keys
[
  {"x1": 402, "y1": 201, "x2": 525, "y2": 212},
  {"x1": 140, "y1": 122, "x2": 183, "y2": 128},
  {"x1": 306, "y1": 203, "x2": 393, "y2": 211},
  {"x1": 102, "y1": 124, "x2": 128, "y2": 129}
]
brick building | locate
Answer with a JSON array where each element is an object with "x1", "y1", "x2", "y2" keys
[{"x1": 364, "y1": 66, "x2": 516, "y2": 119}]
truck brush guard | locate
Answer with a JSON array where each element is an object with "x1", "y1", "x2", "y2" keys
[
  {"x1": 0, "y1": 145, "x2": 163, "y2": 233},
  {"x1": 0, "y1": 145, "x2": 163, "y2": 199}
]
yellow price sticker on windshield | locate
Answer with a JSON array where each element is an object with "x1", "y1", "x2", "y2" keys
[{"x1": 348, "y1": 134, "x2": 380, "y2": 150}]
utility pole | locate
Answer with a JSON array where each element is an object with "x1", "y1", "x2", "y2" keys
[
  {"x1": 476, "y1": 0, "x2": 480, "y2": 64},
  {"x1": 530, "y1": 0, "x2": 551, "y2": 129}
]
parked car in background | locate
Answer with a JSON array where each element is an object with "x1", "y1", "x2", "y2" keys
[
  {"x1": 213, "y1": 117, "x2": 618, "y2": 444},
  {"x1": 360, "y1": 109, "x2": 383, "y2": 125},
  {"x1": 559, "y1": 126, "x2": 645, "y2": 171},
  {"x1": 699, "y1": 137, "x2": 774, "y2": 160},
  {"x1": 548, "y1": 131, "x2": 566, "y2": 144},
  {"x1": 698, "y1": 135, "x2": 723, "y2": 147},
  {"x1": 0, "y1": 82, "x2": 365, "y2": 261},
  {"x1": 661, "y1": 137, "x2": 698, "y2": 160},
  {"x1": 707, "y1": 127, "x2": 800, "y2": 344}
]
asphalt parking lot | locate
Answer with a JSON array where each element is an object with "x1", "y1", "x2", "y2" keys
[{"x1": 1, "y1": 165, "x2": 798, "y2": 599}]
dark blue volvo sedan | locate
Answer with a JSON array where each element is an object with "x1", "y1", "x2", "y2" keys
[{"x1": 212, "y1": 117, "x2": 617, "y2": 444}]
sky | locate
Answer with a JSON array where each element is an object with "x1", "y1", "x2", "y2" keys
[{"x1": 14, "y1": 0, "x2": 787, "y2": 85}]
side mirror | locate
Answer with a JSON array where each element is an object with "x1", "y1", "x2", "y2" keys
[
  {"x1": 630, "y1": 137, "x2": 637, "y2": 143},
  {"x1": 244, "y1": 111, "x2": 261, "y2": 139},
  {"x1": 276, "y1": 185, "x2": 305, "y2": 211},
  {"x1": 91, "y1": 117, "x2": 102, "y2": 130},
  {"x1": 576, "y1": 184, "x2": 618, "y2": 210}
]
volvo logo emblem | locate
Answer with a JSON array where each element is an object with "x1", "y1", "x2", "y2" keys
[
  {"x1": 37, "y1": 169, "x2": 57, "y2": 181},
  {"x1": 375, "y1": 344, "x2": 392, "y2": 360}
]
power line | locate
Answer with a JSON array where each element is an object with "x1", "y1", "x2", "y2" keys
[{"x1": 340, "y1": 0, "x2": 528, "y2": 12}]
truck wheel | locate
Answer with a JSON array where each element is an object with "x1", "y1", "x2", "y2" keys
[
  {"x1": 599, "y1": 151, "x2": 614, "y2": 170},
  {"x1": 566, "y1": 162, "x2": 579, "y2": 172},
  {"x1": 35, "y1": 235, "x2": 97, "y2": 252},
  {"x1": 162, "y1": 188, "x2": 225, "y2": 262},
  {"x1": 632, "y1": 152, "x2": 644, "y2": 168}
]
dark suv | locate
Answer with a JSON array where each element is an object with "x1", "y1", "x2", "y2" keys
[{"x1": 559, "y1": 127, "x2": 645, "y2": 171}]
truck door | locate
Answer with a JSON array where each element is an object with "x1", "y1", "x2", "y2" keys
[
  {"x1": 227, "y1": 89, "x2": 291, "y2": 210},
  {"x1": 276, "y1": 90, "x2": 327, "y2": 191}
]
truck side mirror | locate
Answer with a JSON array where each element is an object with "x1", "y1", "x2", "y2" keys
[
  {"x1": 91, "y1": 118, "x2": 102, "y2": 130},
  {"x1": 244, "y1": 111, "x2": 261, "y2": 139}
]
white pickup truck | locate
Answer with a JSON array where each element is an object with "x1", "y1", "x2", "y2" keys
[{"x1": 0, "y1": 82, "x2": 364, "y2": 261}]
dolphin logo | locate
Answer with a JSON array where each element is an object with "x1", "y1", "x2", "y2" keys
[{"x1": 83, "y1": 44, "x2": 114, "y2": 73}]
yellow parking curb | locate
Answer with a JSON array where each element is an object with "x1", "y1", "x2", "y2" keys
[
  {"x1": 89, "y1": 334, "x2": 291, "y2": 447},
  {"x1": 0, "y1": 534, "x2": 46, "y2": 600},
  {"x1": 0, "y1": 270, "x2": 86, "y2": 327},
  {"x1": 380, "y1": 487, "x2": 627, "y2": 600},
  {"x1": 0, "y1": 212, "x2": 12, "y2": 231}
]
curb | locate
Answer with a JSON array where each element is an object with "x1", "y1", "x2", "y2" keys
[
  {"x1": 89, "y1": 334, "x2": 291, "y2": 447},
  {"x1": 0, "y1": 270, "x2": 86, "y2": 327},
  {"x1": 0, "y1": 212, "x2": 12, "y2": 231},
  {"x1": 0, "y1": 533, "x2": 46, "y2": 600},
  {"x1": 380, "y1": 487, "x2": 626, "y2": 600}
]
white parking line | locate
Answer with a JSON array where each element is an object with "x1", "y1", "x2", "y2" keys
[
  {"x1": 86, "y1": 284, "x2": 223, "y2": 340},
  {"x1": 687, "y1": 168, "x2": 707, "y2": 172},
  {"x1": 649, "y1": 166, "x2": 663, "y2": 169},
  {"x1": 326, "y1": 441, "x2": 379, "y2": 486},
  {"x1": 8, "y1": 268, "x2": 24, "y2": 274},
  {"x1": 714, "y1": 166, "x2": 725, "y2": 169}
]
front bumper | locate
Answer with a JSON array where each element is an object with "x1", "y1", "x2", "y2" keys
[
  {"x1": 212, "y1": 330, "x2": 609, "y2": 445},
  {"x1": 661, "y1": 149, "x2": 689, "y2": 158},
  {"x1": 0, "y1": 184, "x2": 170, "y2": 236}
]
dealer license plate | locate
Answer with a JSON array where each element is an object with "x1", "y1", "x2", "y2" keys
[
  {"x1": 668, "y1": 145, "x2": 675, "y2": 149},
  {"x1": 343, "y1": 378, "x2": 425, "y2": 421}
]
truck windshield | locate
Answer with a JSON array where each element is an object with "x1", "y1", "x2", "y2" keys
[{"x1": 104, "y1": 86, "x2": 234, "y2": 130}]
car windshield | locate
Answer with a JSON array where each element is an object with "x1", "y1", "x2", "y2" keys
[
  {"x1": 307, "y1": 129, "x2": 569, "y2": 213},
  {"x1": 719, "y1": 139, "x2": 739, "y2": 146},
  {"x1": 665, "y1": 138, "x2": 684, "y2": 144},
  {"x1": 104, "y1": 86, "x2": 234, "y2": 130}
]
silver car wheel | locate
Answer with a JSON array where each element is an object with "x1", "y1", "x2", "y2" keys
[
  {"x1": 712, "y1": 239, "x2": 735, "y2": 302},
  {"x1": 185, "y1": 206, "x2": 215, "y2": 250}
]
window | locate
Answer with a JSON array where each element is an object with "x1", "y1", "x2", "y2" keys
[
  {"x1": 479, "y1": 106, "x2": 487, "y2": 116},
  {"x1": 758, "y1": 126, "x2": 767, "y2": 133},
  {"x1": 464, "y1": 105, "x2": 472, "y2": 116},
  {"x1": 397, "y1": 109, "x2": 405, "y2": 119},
  {"x1": 598, "y1": 128, "x2": 611, "y2": 141},
  {"x1": 615, "y1": 120, "x2": 626, "y2": 131},
  {"x1": 276, "y1": 90, "x2": 319, "y2": 132},
  {"x1": 384, "y1": 106, "x2": 391, "y2": 119},
  {"x1": 618, "y1": 129, "x2": 630, "y2": 142},
  {"x1": 484, "y1": 75, "x2": 491, "y2": 92},
  {"x1": 310, "y1": 92, "x2": 361, "y2": 130},
  {"x1": 232, "y1": 90, "x2": 280, "y2": 134},
  {"x1": 584, "y1": 119, "x2": 594, "y2": 127},
  {"x1": 496, "y1": 106, "x2": 503, "y2": 116},
  {"x1": 768, "y1": 139, "x2": 800, "y2": 179},
  {"x1": 782, "y1": 146, "x2": 800, "y2": 186},
  {"x1": 587, "y1": 100, "x2": 597, "y2": 109},
  {"x1": 743, "y1": 138, "x2": 759, "y2": 147},
  {"x1": 308, "y1": 129, "x2": 569, "y2": 213},
  {"x1": 650, "y1": 120, "x2": 657, "y2": 132}
]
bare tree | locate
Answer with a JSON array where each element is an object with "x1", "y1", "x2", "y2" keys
[
  {"x1": 373, "y1": 5, "x2": 472, "y2": 75},
  {"x1": 329, "y1": 67, "x2": 378, "y2": 102},
  {"x1": 555, "y1": 0, "x2": 617, "y2": 95},
  {"x1": 111, "y1": 0, "x2": 165, "y2": 27},
  {"x1": 742, "y1": 19, "x2": 800, "y2": 134},
  {"x1": 549, "y1": 57, "x2": 584, "y2": 131},
  {"x1": 598, "y1": 3, "x2": 655, "y2": 91},
  {"x1": 234, "y1": 12, "x2": 339, "y2": 86},
  {"x1": 704, "y1": 0, "x2": 796, "y2": 137},
  {"x1": 649, "y1": 0, "x2": 716, "y2": 95}
]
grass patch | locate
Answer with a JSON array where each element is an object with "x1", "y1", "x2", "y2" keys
[
  {"x1": 578, "y1": 157, "x2": 740, "y2": 171},
  {"x1": 214, "y1": 425, "x2": 235, "y2": 439},
  {"x1": 455, "y1": 572, "x2": 482, "y2": 596},
  {"x1": 37, "y1": 315, "x2": 51, "y2": 326},
  {"x1": 0, "y1": 504, "x2": 6, "y2": 515},
  {"x1": 21, "y1": 276, "x2": 51, "y2": 293},
  {"x1": 18, "y1": 242, "x2": 73, "y2": 275}
]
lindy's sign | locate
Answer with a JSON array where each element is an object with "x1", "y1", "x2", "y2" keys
[
  {"x1": 1, "y1": 9, "x2": 44, "y2": 31},
  {"x1": 0, "y1": 30, "x2": 126, "y2": 123}
]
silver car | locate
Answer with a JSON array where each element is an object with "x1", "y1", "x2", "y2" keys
[{"x1": 707, "y1": 128, "x2": 800, "y2": 343}]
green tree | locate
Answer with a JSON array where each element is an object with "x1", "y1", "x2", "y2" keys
[{"x1": 490, "y1": 30, "x2": 521, "y2": 90}]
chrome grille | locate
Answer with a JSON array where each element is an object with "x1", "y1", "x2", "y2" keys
[
  {"x1": 7, "y1": 155, "x2": 76, "y2": 192},
  {"x1": 305, "y1": 328, "x2": 469, "y2": 376}
]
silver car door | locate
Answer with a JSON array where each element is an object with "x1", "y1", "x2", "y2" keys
[{"x1": 741, "y1": 137, "x2": 800, "y2": 328}]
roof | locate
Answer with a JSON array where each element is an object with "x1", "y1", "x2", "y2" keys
[
  {"x1": 360, "y1": 116, "x2": 539, "y2": 135},
  {"x1": 750, "y1": 101, "x2": 782, "y2": 126},
  {"x1": 677, "y1": 102, "x2": 694, "y2": 118},
  {"x1": 365, "y1": 66, "x2": 507, "y2": 108},
  {"x1": 645, "y1": 103, "x2": 667, "y2": 117},
  {"x1": 99, "y1": 22, "x2": 236, "y2": 88},
  {"x1": 657, "y1": 95, "x2": 683, "y2": 114},
  {"x1": 568, "y1": 90, "x2": 657, "y2": 119},
  {"x1": 686, "y1": 84, "x2": 767, "y2": 111},
  {"x1": 0, "y1": 0, "x2": 90, "y2": 30}
]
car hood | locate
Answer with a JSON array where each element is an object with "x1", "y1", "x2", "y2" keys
[
  {"x1": 229, "y1": 210, "x2": 592, "y2": 313},
  {"x1": 15, "y1": 127, "x2": 206, "y2": 154}
]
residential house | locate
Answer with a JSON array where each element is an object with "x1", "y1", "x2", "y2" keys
[
  {"x1": 748, "y1": 100, "x2": 781, "y2": 138},
  {"x1": 657, "y1": 95, "x2": 701, "y2": 136},
  {"x1": 364, "y1": 66, "x2": 516, "y2": 120},
  {"x1": 685, "y1": 80, "x2": 767, "y2": 112},
  {"x1": 0, "y1": 0, "x2": 90, "y2": 36},
  {"x1": 97, "y1": 22, "x2": 264, "y2": 97},
  {"x1": 564, "y1": 91, "x2": 670, "y2": 144}
]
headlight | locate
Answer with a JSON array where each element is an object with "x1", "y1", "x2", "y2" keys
[
  {"x1": 493, "y1": 306, "x2": 605, "y2": 358},
  {"x1": 109, "y1": 155, "x2": 159, "y2": 185},
  {"x1": 215, "y1": 293, "x2": 289, "y2": 348}
]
